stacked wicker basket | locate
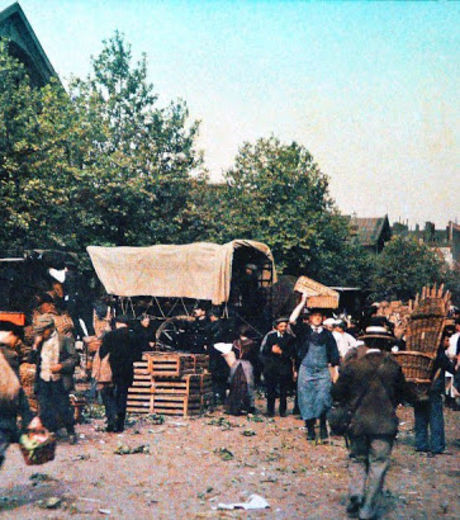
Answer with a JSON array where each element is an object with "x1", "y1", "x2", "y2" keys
[
  {"x1": 393, "y1": 285, "x2": 450, "y2": 393},
  {"x1": 127, "y1": 351, "x2": 212, "y2": 416}
]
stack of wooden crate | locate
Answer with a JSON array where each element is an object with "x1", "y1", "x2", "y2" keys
[{"x1": 127, "y1": 352, "x2": 212, "y2": 416}]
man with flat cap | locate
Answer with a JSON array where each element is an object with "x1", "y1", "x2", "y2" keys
[
  {"x1": 260, "y1": 316, "x2": 295, "y2": 417},
  {"x1": 31, "y1": 313, "x2": 78, "y2": 443}
]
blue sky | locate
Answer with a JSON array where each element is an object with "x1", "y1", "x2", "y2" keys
[{"x1": 5, "y1": 0, "x2": 459, "y2": 227}]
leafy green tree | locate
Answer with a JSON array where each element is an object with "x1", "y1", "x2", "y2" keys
[
  {"x1": 0, "y1": 33, "x2": 204, "y2": 254},
  {"x1": 370, "y1": 235, "x2": 445, "y2": 301},
  {"x1": 0, "y1": 39, "x2": 84, "y2": 250},
  {"x1": 69, "y1": 31, "x2": 204, "y2": 247},
  {"x1": 209, "y1": 136, "x2": 366, "y2": 284}
]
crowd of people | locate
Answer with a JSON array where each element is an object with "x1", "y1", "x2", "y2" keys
[{"x1": 1, "y1": 283, "x2": 459, "y2": 520}]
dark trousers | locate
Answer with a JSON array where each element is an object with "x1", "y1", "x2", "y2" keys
[
  {"x1": 37, "y1": 379, "x2": 75, "y2": 434},
  {"x1": 212, "y1": 376, "x2": 228, "y2": 405},
  {"x1": 0, "y1": 422, "x2": 15, "y2": 469},
  {"x1": 101, "y1": 383, "x2": 129, "y2": 430},
  {"x1": 414, "y1": 393, "x2": 445, "y2": 454},
  {"x1": 348, "y1": 434, "x2": 394, "y2": 520},
  {"x1": 264, "y1": 371, "x2": 291, "y2": 415}
]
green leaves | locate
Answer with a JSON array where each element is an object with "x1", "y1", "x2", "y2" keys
[{"x1": 0, "y1": 33, "x2": 203, "y2": 254}]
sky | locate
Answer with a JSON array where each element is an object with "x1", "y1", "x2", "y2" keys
[{"x1": 4, "y1": 0, "x2": 459, "y2": 228}]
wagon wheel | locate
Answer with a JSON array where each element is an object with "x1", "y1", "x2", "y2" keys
[{"x1": 155, "y1": 315, "x2": 195, "y2": 350}]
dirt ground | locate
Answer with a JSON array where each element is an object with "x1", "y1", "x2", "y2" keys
[{"x1": 0, "y1": 400, "x2": 459, "y2": 520}]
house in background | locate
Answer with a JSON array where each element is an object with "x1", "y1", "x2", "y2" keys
[
  {"x1": 392, "y1": 219, "x2": 459, "y2": 269},
  {"x1": 349, "y1": 215, "x2": 392, "y2": 253},
  {"x1": 0, "y1": 2, "x2": 57, "y2": 86}
]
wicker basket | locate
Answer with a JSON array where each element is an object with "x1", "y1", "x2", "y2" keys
[
  {"x1": 19, "y1": 434, "x2": 56, "y2": 465},
  {"x1": 392, "y1": 351, "x2": 435, "y2": 384},
  {"x1": 404, "y1": 316, "x2": 445, "y2": 355}
]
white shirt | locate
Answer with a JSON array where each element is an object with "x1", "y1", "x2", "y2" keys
[
  {"x1": 447, "y1": 332, "x2": 459, "y2": 360},
  {"x1": 333, "y1": 330, "x2": 358, "y2": 358},
  {"x1": 40, "y1": 331, "x2": 61, "y2": 382}
]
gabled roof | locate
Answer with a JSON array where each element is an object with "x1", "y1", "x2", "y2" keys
[
  {"x1": 0, "y1": 2, "x2": 57, "y2": 86},
  {"x1": 349, "y1": 215, "x2": 391, "y2": 247}
]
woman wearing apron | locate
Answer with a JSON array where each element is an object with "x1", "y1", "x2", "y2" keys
[{"x1": 290, "y1": 294, "x2": 340, "y2": 442}]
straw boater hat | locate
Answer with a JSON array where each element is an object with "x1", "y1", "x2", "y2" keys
[{"x1": 359, "y1": 325, "x2": 395, "y2": 342}]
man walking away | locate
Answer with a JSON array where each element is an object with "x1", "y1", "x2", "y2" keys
[
  {"x1": 331, "y1": 326, "x2": 412, "y2": 520},
  {"x1": 99, "y1": 315, "x2": 142, "y2": 432}
]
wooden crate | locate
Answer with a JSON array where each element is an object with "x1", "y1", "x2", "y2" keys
[
  {"x1": 294, "y1": 276, "x2": 339, "y2": 309},
  {"x1": 153, "y1": 373, "x2": 212, "y2": 394},
  {"x1": 151, "y1": 391, "x2": 213, "y2": 416},
  {"x1": 127, "y1": 373, "x2": 212, "y2": 415},
  {"x1": 145, "y1": 352, "x2": 209, "y2": 378}
]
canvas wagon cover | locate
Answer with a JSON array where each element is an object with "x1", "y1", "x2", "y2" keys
[{"x1": 87, "y1": 240, "x2": 276, "y2": 305}]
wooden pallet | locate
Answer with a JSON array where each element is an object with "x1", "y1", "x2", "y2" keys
[
  {"x1": 145, "y1": 352, "x2": 209, "y2": 378},
  {"x1": 153, "y1": 373, "x2": 212, "y2": 394},
  {"x1": 151, "y1": 391, "x2": 213, "y2": 416},
  {"x1": 127, "y1": 373, "x2": 212, "y2": 416}
]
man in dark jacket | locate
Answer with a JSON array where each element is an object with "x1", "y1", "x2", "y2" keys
[
  {"x1": 99, "y1": 315, "x2": 142, "y2": 432},
  {"x1": 187, "y1": 304, "x2": 211, "y2": 354},
  {"x1": 31, "y1": 314, "x2": 78, "y2": 443},
  {"x1": 331, "y1": 326, "x2": 411, "y2": 520},
  {"x1": 0, "y1": 321, "x2": 34, "y2": 468},
  {"x1": 261, "y1": 317, "x2": 295, "y2": 417}
]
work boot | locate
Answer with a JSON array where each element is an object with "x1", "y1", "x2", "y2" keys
[
  {"x1": 319, "y1": 422, "x2": 329, "y2": 443},
  {"x1": 346, "y1": 495, "x2": 363, "y2": 518},
  {"x1": 305, "y1": 419, "x2": 316, "y2": 441},
  {"x1": 115, "y1": 413, "x2": 125, "y2": 433}
]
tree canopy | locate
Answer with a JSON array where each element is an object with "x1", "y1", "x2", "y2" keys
[
  {"x1": 369, "y1": 235, "x2": 445, "y2": 301},
  {"x1": 203, "y1": 137, "x2": 366, "y2": 285},
  {"x1": 0, "y1": 33, "x2": 204, "y2": 253},
  {"x1": 0, "y1": 34, "x2": 455, "y2": 305}
]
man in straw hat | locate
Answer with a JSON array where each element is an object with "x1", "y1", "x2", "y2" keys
[
  {"x1": 290, "y1": 293, "x2": 340, "y2": 443},
  {"x1": 31, "y1": 313, "x2": 78, "y2": 443},
  {"x1": 331, "y1": 325, "x2": 412, "y2": 520}
]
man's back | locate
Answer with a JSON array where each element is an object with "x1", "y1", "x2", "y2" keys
[{"x1": 332, "y1": 349, "x2": 408, "y2": 436}]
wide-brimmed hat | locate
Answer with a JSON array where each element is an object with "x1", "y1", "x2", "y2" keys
[{"x1": 359, "y1": 325, "x2": 395, "y2": 342}]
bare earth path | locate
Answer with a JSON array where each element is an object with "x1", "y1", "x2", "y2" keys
[{"x1": 0, "y1": 402, "x2": 458, "y2": 519}]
